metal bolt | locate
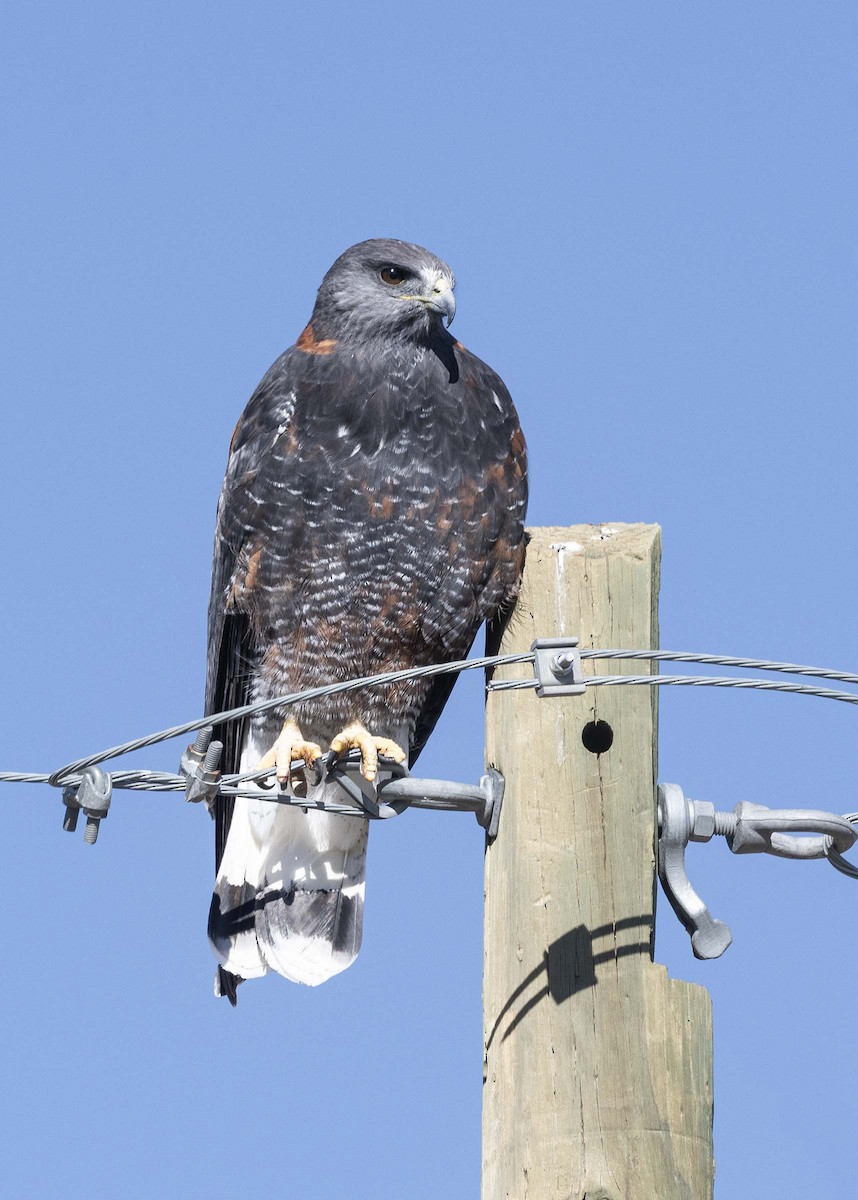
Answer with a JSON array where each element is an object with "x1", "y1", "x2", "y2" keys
[
  {"x1": 551, "y1": 652, "x2": 577, "y2": 677},
  {"x1": 185, "y1": 739, "x2": 223, "y2": 804},
  {"x1": 713, "y1": 810, "x2": 737, "y2": 838},
  {"x1": 77, "y1": 767, "x2": 112, "y2": 843},
  {"x1": 62, "y1": 784, "x2": 81, "y2": 833},
  {"x1": 191, "y1": 727, "x2": 213, "y2": 757},
  {"x1": 689, "y1": 801, "x2": 736, "y2": 842},
  {"x1": 202, "y1": 742, "x2": 222, "y2": 772}
]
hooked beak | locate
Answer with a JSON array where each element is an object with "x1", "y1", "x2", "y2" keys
[
  {"x1": 424, "y1": 277, "x2": 456, "y2": 326},
  {"x1": 409, "y1": 275, "x2": 456, "y2": 326}
]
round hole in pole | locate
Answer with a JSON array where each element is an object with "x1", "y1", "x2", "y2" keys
[{"x1": 582, "y1": 720, "x2": 613, "y2": 755}]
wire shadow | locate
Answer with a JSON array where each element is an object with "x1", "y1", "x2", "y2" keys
[{"x1": 485, "y1": 916, "x2": 651, "y2": 1053}]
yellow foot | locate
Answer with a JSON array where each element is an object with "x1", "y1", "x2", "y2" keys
[
  {"x1": 327, "y1": 723, "x2": 407, "y2": 783},
  {"x1": 256, "y1": 719, "x2": 323, "y2": 792}
]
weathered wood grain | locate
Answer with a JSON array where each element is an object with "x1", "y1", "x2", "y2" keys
[{"x1": 483, "y1": 524, "x2": 714, "y2": 1200}]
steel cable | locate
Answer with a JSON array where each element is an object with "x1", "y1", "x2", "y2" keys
[{"x1": 3, "y1": 647, "x2": 858, "y2": 794}]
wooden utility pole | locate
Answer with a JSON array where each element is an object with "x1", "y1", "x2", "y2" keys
[{"x1": 483, "y1": 524, "x2": 714, "y2": 1199}]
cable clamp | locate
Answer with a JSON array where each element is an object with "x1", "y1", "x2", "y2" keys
[
  {"x1": 179, "y1": 726, "x2": 223, "y2": 804},
  {"x1": 62, "y1": 766, "x2": 112, "y2": 844},
  {"x1": 531, "y1": 638, "x2": 586, "y2": 697}
]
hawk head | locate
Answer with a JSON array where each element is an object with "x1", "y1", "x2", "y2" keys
[{"x1": 310, "y1": 238, "x2": 456, "y2": 342}]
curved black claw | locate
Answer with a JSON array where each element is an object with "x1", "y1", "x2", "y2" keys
[{"x1": 322, "y1": 749, "x2": 341, "y2": 779}]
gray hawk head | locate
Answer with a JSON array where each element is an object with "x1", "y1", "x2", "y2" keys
[{"x1": 310, "y1": 238, "x2": 456, "y2": 342}]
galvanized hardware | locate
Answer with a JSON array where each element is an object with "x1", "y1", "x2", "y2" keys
[
  {"x1": 62, "y1": 787, "x2": 81, "y2": 833},
  {"x1": 241, "y1": 750, "x2": 506, "y2": 841},
  {"x1": 180, "y1": 726, "x2": 211, "y2": 779},
  {"x1": 376, "y1": 768, "x2": 505, "y2": 840},
  {"x1": 62, "y1": 766, "x2": 112, "y2": 844},
  {"x1": 657, "y1": 783, "x2": 858, "y2": 959},
  {"x1": 179, "y1": 726, "x2": 223, "y2": 804},
  {"x1": 531, "y1": 638, "x2": 586, "y2": 697},
  {"x1": 720, "y1": 801, "x2": 857, "y2": 859},
  {"x1": 658, "y1": 783, "x2": 733, "y2": 960},
  {"x1": 325, "y1": 752, "x2": 505, "y2": 839},
  {"x1": 325, "y1": 755, "x2": 412, "y2": 820},
  {"x1": 826, "y1": 813, "x2": 858, "y2": 879}
]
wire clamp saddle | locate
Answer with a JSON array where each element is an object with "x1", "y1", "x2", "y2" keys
[{"x1": 531, "y1": 637, "x2": 586, "y2": 697}]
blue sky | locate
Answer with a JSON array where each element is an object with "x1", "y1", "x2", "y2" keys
[{"x1": 2, "y1": 2, "x2": 856, "y2": 1195}]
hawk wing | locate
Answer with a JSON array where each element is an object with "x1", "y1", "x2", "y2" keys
[{"x1": 205, "y1": 352, "x2": 297, "y2": 875}]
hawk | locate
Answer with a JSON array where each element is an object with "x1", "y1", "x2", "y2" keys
[{"x1": 206, "y1": 239, "x2": 527, "y2": 1003}]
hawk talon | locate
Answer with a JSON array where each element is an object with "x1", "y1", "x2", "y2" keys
[
  {"x1": 324, "y1": 748, "x2": 402, "y2": 771},
  {"x1": 262, "y1": 755, "x2": 324, "y2": 792},
  {"x1": 283, "y1": 755, "x2": 325, "y2": 793},
  {"x1": 326, "y1": 724, "x2": 407, "y2": 783},
  {"x1": 289, "y1": 773, "x2": 308, "y2": 801},
  {"x1": 256, "y1": 720, "x2": 323, "y2": 792},
  {"x1": 282, "y1": 757, "x2": 324, "y2": 798}
]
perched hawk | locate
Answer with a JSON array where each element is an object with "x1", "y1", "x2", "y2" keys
[{"x1": 206, "y1": 239, "x2": 527, "y2": 1003}]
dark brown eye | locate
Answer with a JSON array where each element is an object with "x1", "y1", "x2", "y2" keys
[{"x1": 380, "y1": 265, "x2": 407, "y2": 285}]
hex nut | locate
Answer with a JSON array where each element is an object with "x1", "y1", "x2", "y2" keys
[{"x1": 690, "y1": 800, "x2": 716, "y2": 841}]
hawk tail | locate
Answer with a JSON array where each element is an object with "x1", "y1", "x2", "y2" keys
[
  {"x1": 208, "y1": 792, "x2": 368, "y2": 995},
  {"x1": 215, "y1": 965, "x2": 241, "y2": 1006}
]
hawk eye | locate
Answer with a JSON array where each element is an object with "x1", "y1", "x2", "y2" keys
[{"x1": 380, "y1": 265, "x2": 407, "y2": 285}]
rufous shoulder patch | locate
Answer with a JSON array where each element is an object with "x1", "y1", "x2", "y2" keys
[{"x1": 296, "y1": 324, "x2": 337, "y2": 355}]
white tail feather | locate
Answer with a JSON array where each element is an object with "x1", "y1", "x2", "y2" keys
[{"x1": 209, "y1": 727, "x2": 392, "y2": 988}]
